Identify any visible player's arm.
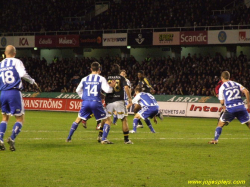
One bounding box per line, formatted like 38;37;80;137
241;86;250;110
124;85;132;103
101;77;114;93
144;78;154;93
76;78;84;98
16;60;35;84
218;86;226;110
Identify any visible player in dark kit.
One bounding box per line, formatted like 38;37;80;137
98;64;133;144
135;71;163;128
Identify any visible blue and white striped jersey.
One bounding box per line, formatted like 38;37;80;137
0;58;35;91
218;81;245;112
124;78;131;101
132;92;158;107
76;74;113;102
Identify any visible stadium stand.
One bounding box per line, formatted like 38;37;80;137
0;0;247;33
5;53;246;96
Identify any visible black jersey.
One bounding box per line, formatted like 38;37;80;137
138;77;152;93
106;75;128;104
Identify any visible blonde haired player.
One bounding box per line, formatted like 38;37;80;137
0;45;40;151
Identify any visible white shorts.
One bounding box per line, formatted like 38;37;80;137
106;101;128;119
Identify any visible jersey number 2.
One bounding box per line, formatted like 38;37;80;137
0;70;15;84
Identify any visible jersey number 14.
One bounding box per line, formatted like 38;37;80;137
85;85;98;96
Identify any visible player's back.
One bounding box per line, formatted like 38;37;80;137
138;78;152;93
106;75;127;103
0;58;22;91
138;92;158;107
81;74;103;102
220;81;245;112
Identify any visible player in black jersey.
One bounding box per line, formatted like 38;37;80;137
135;70;163;128
98;64;133;144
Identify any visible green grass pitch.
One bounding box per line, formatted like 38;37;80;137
0;111;249;187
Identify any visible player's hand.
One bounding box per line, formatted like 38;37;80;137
247;103;250;110
126;103;132;109
34;82;41;92
109;80;116;88
153;117;158;124
128;98;132;104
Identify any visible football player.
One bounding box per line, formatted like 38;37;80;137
136;70;163;128
128;86;158;133
209;71;250;144
0;45;39;151
112;69;131;125
66;62;116;144
98;64;133;144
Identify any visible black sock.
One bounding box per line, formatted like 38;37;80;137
123;131;129;142
99;126;103;137
138;119;142;125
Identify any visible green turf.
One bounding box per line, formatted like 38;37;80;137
0;111;249;187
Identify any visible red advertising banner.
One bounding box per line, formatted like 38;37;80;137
23;98;67;111
35;36;57;48
23;98;82;112
180;31;208;45
56;35;79;47
65;99;82;112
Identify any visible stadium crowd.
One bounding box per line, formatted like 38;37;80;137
0;0;247;33
2;53;247;96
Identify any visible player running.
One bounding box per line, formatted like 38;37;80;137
209;71;250;144
66;62;115;144
0;45;39;151
128;86;158;133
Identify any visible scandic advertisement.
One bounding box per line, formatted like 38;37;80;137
35;36;57;48
180;31;208;45
153;32;180;45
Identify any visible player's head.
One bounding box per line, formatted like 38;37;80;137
138;70;144;80
221;71;230;81
91;61;101;72
111;64;120;75
5;45;16;58
135;86;142;94
120;69;127;77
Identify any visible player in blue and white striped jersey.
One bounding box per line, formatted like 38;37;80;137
128;86;158;133
209;71;250;144
0;45;39;151
66;62;116;144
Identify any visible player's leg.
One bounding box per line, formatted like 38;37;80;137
66;116;83;142
101;117;113;144
7;90;25;151
208;110;233;144
92;102;113;144
134;104;143;128
144;107;158;133
96;120;101;130
0;114;10;151
130;113;141;133
97;120;105;142
115;101;133;144
144;118;156;133
235;109;250;129
112;111;118;125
